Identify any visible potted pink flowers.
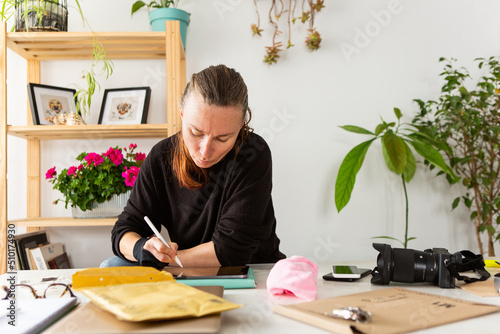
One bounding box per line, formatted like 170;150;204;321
46;143;146;217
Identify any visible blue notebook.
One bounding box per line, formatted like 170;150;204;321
175;268;256;289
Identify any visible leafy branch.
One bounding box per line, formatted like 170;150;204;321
412;57;500;256
335;108;456;248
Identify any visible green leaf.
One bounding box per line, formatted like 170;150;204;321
372;236;405;247
402;142;416;182
339;125;374;135
381;132;406;174
131;1;146;15
487;225;496;236
408;139;456;179
394;107;402;119
452;197;460;210
374;123;387;136
335;139;376;212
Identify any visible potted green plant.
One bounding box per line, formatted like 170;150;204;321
251;0;324;64
45;143;146;217
335;108;456;248
411;57;500;256
14;0;73;32
131;0;190;47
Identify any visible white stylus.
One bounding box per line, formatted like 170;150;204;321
144;216;184;268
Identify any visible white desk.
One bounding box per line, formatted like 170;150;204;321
1;262;500;334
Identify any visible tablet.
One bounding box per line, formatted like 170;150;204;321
164;265;249;279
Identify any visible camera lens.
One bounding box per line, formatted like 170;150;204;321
372;243;438;284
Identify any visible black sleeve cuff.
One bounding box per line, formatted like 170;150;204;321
132;237;167;270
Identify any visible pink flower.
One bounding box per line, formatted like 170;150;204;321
129;143;137;150
122;166;140;187
46;167;57;179
67;166;77;176
135;152;146;164
84;152;103;167
77;164;83;171
103;147;123;166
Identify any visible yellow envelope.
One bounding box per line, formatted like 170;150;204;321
72;266;174;290
80;281;242;321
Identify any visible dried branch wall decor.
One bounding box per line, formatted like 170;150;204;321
252;0;324;65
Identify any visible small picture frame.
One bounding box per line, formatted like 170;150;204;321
27;83;78;125
98;87;151;125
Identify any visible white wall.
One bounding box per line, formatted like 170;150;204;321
6;0;500;268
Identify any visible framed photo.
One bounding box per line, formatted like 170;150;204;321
98;87;151;125
27;83;78;125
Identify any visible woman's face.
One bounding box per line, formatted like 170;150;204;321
180;93;243;169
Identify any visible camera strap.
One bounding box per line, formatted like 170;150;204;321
445;250;490;283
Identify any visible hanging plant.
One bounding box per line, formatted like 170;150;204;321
0;0;114;119
252;0;324;65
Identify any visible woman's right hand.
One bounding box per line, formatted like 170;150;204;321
143;237;179;264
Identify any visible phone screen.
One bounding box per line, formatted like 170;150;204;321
323;268;372;282
332;265;361;278
164;266;249;279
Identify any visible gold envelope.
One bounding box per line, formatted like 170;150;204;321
44;286;226;334
274;287;500;334
80;281;241;321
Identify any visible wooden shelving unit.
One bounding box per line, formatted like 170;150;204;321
0;22;186;274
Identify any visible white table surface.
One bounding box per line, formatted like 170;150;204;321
1;261;499;334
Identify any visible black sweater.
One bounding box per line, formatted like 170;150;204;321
111;132;286;266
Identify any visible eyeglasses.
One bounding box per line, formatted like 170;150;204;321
1;283;76;300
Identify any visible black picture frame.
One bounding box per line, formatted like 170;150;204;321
27;83;78;125
98;87;151;125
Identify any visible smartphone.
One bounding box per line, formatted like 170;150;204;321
332;265;361;278
164;265;249;279
323;267;372;282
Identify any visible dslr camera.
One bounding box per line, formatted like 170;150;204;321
371;243;462;288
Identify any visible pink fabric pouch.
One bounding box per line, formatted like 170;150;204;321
266;256;319;300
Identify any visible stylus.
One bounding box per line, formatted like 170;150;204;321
144;216;184;268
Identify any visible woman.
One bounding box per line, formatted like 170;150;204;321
102;64;285;268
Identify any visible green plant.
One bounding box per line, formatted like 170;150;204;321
0;0;114;118
335;108;456;248
411;57;500;256
74;41;113;117
45;144;146;211
1;0;84;31
251;0;324;65
131;0;179;15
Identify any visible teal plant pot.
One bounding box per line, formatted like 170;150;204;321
149;8;190;48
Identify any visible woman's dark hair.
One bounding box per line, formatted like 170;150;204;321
172;65;253;189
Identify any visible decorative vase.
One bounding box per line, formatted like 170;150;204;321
149;8;190;48
15;0;68;32
71;190;131;219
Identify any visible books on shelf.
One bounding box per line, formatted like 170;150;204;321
30;243;65;270
14;230;48;270
13;231;71;270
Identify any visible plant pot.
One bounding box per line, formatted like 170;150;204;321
15;0;68;32
149;8;190;48
71;190;131;219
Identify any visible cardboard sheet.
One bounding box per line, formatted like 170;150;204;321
274;287;500;334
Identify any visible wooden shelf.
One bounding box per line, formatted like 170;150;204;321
6;31;185;60
10;217;116;227
0;21;186;274
7;124;169;140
